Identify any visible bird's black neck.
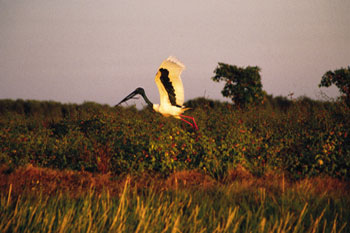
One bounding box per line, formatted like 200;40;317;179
140;91;153;108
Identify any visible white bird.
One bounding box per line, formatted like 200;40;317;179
116;56;198;130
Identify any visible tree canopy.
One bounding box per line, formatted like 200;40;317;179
319;66;350;106
212;63;264;108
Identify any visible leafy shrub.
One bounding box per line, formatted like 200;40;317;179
0;98;349;180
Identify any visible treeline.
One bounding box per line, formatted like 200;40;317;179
0;99;113;120
0;95;340;116
185;95;338;113
0;96;344;126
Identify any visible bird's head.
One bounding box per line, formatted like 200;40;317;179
135;87;145;95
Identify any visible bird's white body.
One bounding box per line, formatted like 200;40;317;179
153;103;187;119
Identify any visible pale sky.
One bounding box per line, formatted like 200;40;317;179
1;0;349;107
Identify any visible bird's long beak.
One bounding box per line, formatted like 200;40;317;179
115;89;139;106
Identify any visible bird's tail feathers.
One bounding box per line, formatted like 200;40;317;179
181;107;191;113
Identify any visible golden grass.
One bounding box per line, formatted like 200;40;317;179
1;165;349;233
1;164;349;199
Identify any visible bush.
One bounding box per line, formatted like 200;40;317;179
0;98;349;180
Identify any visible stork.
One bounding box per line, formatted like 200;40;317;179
116;56;198;130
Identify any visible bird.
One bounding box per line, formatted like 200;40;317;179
116;56;198;130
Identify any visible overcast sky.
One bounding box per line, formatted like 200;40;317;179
1;0;349;106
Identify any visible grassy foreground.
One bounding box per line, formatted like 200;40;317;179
1;165;350;233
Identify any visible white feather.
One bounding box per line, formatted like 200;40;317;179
166;56;186;70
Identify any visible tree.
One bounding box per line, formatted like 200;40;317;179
319;66;350;106
212;63;264;108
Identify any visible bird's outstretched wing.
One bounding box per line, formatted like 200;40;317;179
155;56;186;108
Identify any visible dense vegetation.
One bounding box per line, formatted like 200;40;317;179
1;97;349;180
1;98;350;232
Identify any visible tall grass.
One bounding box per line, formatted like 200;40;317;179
1;179;349;233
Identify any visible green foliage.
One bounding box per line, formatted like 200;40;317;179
212;63;264;108
319;66;350;106
0;98;349;179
